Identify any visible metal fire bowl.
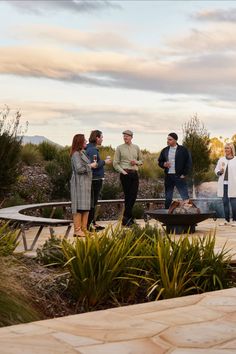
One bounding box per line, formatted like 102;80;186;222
144;209;217;226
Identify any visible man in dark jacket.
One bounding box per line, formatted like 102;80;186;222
86;130;111;230
158;132;192;209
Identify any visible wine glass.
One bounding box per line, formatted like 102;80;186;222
93;154;97;163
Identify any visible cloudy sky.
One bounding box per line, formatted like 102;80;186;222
1;0;236;151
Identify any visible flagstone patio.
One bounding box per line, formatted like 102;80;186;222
1;218;235;353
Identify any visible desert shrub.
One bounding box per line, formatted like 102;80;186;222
0;222;19;256
20;143;42;165
36;234;65;266
38;141;59;161
0;106;27;199
101;182;122;199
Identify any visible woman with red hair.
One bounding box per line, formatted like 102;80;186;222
70;134;97;236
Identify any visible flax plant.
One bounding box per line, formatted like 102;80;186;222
0;222;19;256
62;224;147;308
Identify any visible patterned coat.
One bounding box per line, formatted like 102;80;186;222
70;151;92;213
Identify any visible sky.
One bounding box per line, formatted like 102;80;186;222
1;0;236;152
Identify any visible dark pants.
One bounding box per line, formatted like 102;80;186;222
88;179;103;226
120;172;139;224
223;184;236;222
165;174;189;209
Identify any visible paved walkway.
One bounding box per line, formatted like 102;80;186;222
0;287;236;353
16;218;236;263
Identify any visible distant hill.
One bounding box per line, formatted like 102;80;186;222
21;135;62;147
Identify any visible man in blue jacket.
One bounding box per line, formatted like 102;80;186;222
158;132;192;209
86;130;111;230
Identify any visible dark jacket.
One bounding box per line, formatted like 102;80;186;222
86;143;105;179
158;145;192;176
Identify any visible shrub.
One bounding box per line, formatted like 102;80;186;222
62;225;147;308
101;182;122;199
0;222;19;256
0;257;41;327
38;141;59;161
20;143;42;165
132;203;145;219
36;234;65;266
45;148;71;199
0;106;27;199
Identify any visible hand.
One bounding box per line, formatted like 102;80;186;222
130;160;136;166
105;158;112;164
90;162;97;169
220;168;224;174
180;175;185;179
164;161;171;168
123;171;128;175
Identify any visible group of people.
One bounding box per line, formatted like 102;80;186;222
70;129;236;237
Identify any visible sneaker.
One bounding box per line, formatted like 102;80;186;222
231;221;236;227
218;221;230;226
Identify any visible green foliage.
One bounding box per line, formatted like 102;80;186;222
36;234;65;266
0;106;27;198
0;222;19;256
41;207;64;219
147;232;232;300
45;147;71;199
4;192;25;207
62;225;146;308
139;152;164;179
38;141;59;161
98;145;115;171
182;114;211;186
132;203;145;219
20;143;42;165
101;182;122;199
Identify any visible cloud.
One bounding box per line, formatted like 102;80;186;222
14;24;134;51
6;0;121;15
1;45;236;101
193;8;236;22
166;23;236;55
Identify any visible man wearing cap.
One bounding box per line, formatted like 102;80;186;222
158;132;192;209
113;130;143;226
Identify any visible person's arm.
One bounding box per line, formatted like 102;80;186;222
113;147;127;174
86;146;105;169
72;152;91;174
136;146;143;166
158;149;166;169
215;158;224;176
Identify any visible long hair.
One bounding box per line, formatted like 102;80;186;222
70;134;85;156
89;130;102;144
225;142;235;157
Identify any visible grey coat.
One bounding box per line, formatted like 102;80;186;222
70;151;92;213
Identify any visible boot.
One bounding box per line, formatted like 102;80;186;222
73;213;85;237
81;211;89;233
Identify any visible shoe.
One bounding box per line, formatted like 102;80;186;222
218;221;230;226
231;221;236;227
93;224;105;231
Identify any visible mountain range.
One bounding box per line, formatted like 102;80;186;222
21;135;60;146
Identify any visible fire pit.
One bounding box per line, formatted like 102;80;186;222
144;209;216;234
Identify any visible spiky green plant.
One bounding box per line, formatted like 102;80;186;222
62;224;147;308
0;222;19;256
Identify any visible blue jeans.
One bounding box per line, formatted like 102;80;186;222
223;184;236;222
165;174;189;209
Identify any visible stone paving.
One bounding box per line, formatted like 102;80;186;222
0;288;236;353
1;218;235;353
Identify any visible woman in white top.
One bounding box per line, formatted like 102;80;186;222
215;143;236;226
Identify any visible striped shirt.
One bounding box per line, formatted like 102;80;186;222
168;146;177;174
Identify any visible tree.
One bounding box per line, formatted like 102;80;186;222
209;137;224;163
182;114;211;195
0;106;27;200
